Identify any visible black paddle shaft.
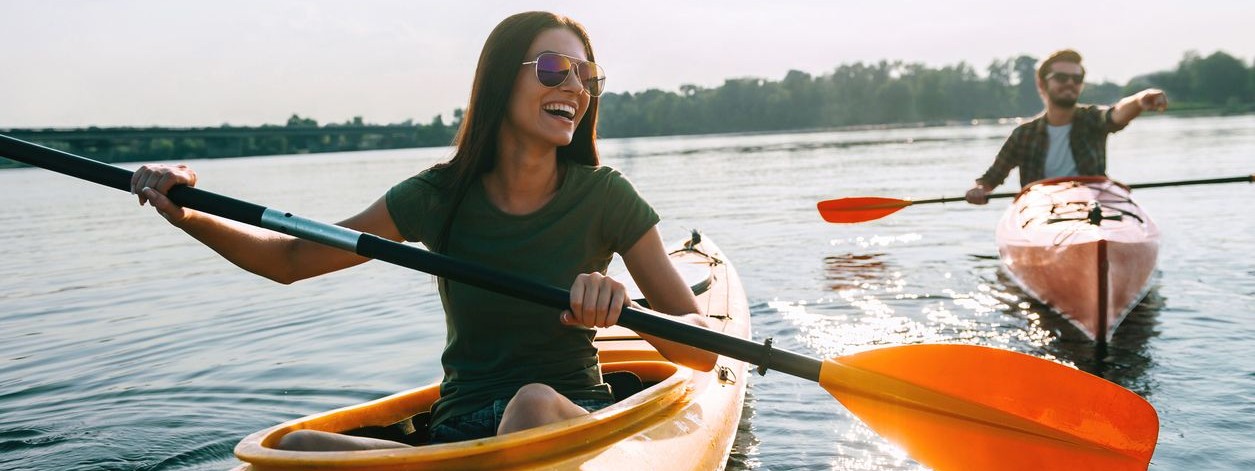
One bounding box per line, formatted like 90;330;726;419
1127;175;1254;189
910;174;1255;205
0;134;823;382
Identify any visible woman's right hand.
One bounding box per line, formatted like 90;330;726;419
130;164;198;224
562;272;629;329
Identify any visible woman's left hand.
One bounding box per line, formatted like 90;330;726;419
562;272;628;328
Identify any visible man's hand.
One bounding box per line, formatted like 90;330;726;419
965;184;992;205
1137;89;1168;112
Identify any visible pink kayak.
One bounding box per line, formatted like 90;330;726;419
995;176;1159;342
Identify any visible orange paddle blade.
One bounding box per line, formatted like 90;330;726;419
816;197;913;223
821;344;1157;471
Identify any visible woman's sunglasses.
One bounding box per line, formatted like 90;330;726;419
522;52;606;97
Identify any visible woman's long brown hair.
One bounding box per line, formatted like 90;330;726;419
433;11;600;254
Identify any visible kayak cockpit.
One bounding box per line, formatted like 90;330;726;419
234;361;691;470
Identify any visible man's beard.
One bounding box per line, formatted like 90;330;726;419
1048;91;1078;108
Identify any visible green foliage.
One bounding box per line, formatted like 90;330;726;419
598;50;1254;138
3;115;460;165
1130;50;1252;110
286;114;318;127
600;56;1040;137
1082;82;1123;105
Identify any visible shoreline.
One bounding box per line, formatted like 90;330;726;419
2;108;1250;169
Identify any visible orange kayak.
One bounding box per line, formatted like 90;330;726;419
233;232;750;470
995;177;1159;342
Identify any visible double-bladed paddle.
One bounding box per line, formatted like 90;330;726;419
1;134;1158;470
818;174;1254;223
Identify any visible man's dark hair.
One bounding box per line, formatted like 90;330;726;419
1037;49;1085;81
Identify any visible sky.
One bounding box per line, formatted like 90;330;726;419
2;0;1252;129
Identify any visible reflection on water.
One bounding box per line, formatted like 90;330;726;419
727;389;761;470
762;246;1164;470
628;136;996;159
823;253;893;292
1095;292;1163;396
991;269;1161;394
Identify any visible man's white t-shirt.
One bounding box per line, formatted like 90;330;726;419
1044;123;1078;178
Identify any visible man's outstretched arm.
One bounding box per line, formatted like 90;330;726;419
1111;88;1168;127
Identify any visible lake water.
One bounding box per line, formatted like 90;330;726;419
2;115;1253;470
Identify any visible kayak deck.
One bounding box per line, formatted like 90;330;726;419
995;177;1159;341
233;232;750;470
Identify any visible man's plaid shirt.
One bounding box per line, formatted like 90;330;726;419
977;104;1127;189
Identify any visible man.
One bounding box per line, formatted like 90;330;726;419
965;49;1168;204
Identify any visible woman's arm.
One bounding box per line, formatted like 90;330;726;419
616;227;718;371
133;164;405;284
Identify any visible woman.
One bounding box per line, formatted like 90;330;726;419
129;11;716;449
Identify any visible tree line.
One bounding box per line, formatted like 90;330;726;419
0;113;459;169
1;50;1250;168
597;50;1253;138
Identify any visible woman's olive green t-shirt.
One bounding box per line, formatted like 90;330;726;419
385;163;660;429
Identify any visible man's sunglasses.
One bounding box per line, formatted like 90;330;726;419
522;52;606;97
1046;72;1085;84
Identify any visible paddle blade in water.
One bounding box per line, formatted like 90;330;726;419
819;344;1157;471
816;197;912;223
